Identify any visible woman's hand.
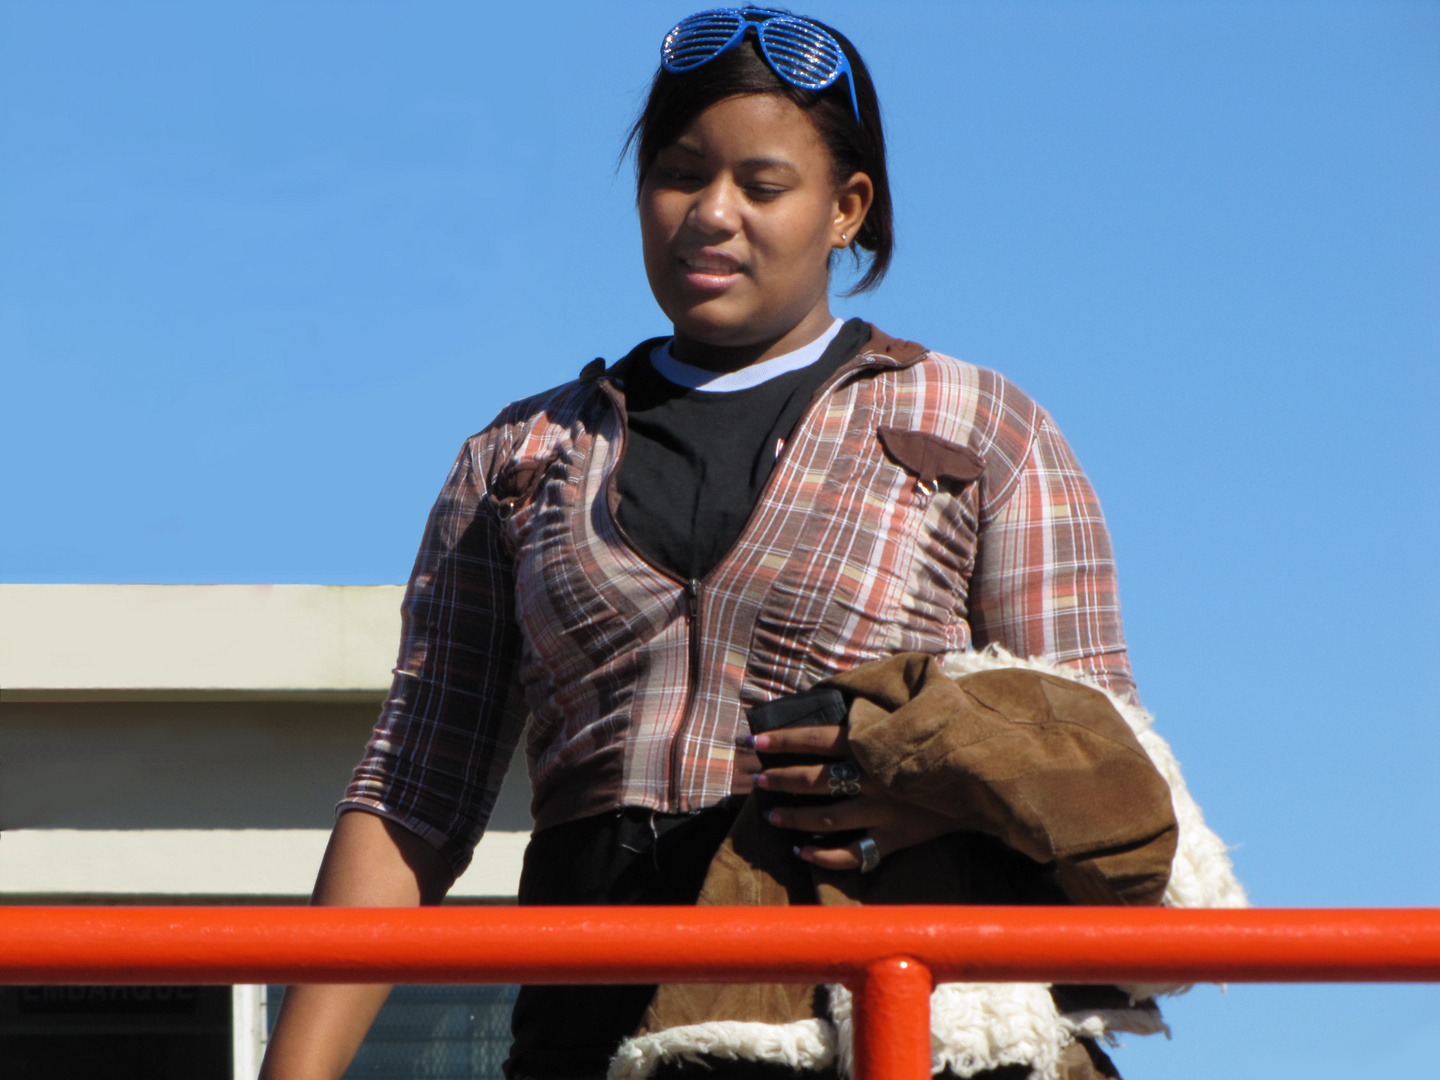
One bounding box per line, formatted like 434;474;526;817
743;726;959;872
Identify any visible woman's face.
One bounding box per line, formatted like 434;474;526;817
639;93;872;366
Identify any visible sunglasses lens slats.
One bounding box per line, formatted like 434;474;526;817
658;9;859;124
662;12;746;71
759;18;843;88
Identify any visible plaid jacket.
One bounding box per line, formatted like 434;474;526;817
342;327;1135;875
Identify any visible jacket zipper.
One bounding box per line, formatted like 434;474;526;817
594;378;704;799
684;576;703;739
595;343;925;802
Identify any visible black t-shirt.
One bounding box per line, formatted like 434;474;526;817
615;318;870;582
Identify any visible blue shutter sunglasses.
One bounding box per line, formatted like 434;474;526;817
661;7;862;126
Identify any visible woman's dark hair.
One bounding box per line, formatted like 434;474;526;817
626;19;893;294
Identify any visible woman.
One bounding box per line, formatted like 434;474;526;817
261;9;1239;1080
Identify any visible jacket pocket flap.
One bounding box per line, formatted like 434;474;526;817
491;454;558;517
877;426;984;485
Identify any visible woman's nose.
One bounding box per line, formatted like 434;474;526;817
687;179;741;237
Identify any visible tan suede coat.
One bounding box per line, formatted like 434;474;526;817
631;654;1179;1073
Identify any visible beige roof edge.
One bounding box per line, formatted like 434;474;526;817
0;584;404;693
0;688;387;704
0;828;526;899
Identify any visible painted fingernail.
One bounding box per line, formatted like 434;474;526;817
793;846;813;862
753;773;770;790
736;734;757;749
751;734;771;751
767;810;782;826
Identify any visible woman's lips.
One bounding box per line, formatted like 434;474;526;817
679;252;743;292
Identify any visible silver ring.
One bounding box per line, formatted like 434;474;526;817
857;836;882;874
827;760;862;797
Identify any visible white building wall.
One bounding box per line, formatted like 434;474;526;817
0;584;530;901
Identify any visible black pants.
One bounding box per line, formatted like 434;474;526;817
504;801;743;1080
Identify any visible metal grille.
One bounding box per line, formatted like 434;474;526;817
268;985;518;1080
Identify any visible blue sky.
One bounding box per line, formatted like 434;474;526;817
1;1;1436;1075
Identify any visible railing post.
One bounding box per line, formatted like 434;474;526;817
852;955;931;1080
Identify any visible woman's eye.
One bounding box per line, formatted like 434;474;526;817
746;185;786;201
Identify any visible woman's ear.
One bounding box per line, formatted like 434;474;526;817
832;171;874;249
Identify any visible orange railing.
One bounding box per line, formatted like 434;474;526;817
5;905;1440;1078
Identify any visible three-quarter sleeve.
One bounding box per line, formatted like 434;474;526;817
967;411;1138;703
340;437;526;877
